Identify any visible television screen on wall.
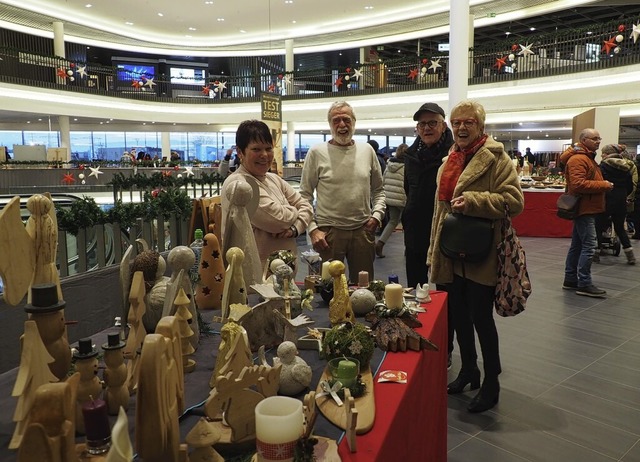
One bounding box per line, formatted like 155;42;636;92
170;67;206;85
116;63;155;82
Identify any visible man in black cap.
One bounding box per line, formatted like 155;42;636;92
402;102;455;368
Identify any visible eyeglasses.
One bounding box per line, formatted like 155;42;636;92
331;116;353;125
586;136;602;141
416;120;441;129
451;118;478;128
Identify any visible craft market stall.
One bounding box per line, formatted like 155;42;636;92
512;189;573;238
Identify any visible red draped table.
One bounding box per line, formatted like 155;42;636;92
338;291;448;462
512;190;573;238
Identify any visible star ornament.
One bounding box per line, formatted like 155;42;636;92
131;80;142;89
76;65;88;78
202;85;211;95
630;23;640;44
88;166;103;179
494;56;507;71
56;68;68;78
217;81;227;92
352;68;363;81
334;76;343;88
602;36;617;54
62;172;75;185
407;68;419;80
183;166;195;177
282;75;291;85
429;58;442;72
518;43;534;56
145;77;156;89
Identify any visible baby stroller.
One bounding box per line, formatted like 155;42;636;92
599;222;621;256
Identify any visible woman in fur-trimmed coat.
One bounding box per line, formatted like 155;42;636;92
427;100;523;414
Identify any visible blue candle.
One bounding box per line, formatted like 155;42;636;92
388;274;399;284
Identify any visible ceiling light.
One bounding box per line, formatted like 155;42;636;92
285;0;293;3
85;4;92;7
125;22;134;26
189;27;197;31
505;32;511;36
38;118;42;121
185;35;192;38
73;118;78;121
217;18;225;22
239;29;246;33
158;13;164;17
530;27;536;31
291;20;296;24
26;121;30;124
364;6;374;10
204;1;213;4
587;31;593;35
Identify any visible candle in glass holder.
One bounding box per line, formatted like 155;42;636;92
321;261;331;281
331;358;359;388
255;396;303;462
385;283;404;310
358;271;369;288
82;397;111;455
388;274;399;284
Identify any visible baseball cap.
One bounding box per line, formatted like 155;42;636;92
413;102;446;121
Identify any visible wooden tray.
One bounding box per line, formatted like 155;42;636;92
315;365;375;435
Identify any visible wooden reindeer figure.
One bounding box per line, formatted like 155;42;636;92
74;338;103;435
23;284;72;382
328;261;355;326
124;271;146;395
102;333;129;415
195;232;225;311
136;334;181;462
155;316;185;415
174;288;196;373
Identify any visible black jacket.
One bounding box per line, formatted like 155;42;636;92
600;157;633;214
402;129;454;254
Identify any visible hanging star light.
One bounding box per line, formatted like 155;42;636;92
76;65;88;78
352;68;363;81
630;23;640;44
145;77;156;89
183;166;195;177
282;75;291;85
56;68;68;79
217;81;227;92
494;56;507;71
407;68;419;80
518;43;534;56
131;80;142;89
88;166;103;179
62;172;75;185
602;36;617;54
429;58;442;72
202;85;211;95
334;76;344;88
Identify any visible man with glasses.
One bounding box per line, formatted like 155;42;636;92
402;102;454;368
300;101;385;284
559;128;614;297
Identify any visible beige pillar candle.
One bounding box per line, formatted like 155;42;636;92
358;271;369;288
255;396;303;462
385;283;404;310
321;261;331;281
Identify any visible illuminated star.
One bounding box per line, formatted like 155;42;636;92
602;36;617;54
282;75;291;85
56;68;68;78
62;172;75;185
88;167;103;179
494;56;507;71
352;68;363;81
407;68;419;80
76;65;87;78
217;81;227;92
202;85;211;95
183;166;195;177
630;23;640;44
335;76;343;88
428;58;442;72
518;43;534;56
144;77;156;89
131;80;142;89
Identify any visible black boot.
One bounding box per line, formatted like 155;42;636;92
467;378;500;413
447;367;480;395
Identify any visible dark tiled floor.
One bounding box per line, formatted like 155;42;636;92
370;231;640;462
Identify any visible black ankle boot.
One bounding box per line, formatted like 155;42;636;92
447;368;481;395
467;378;500;413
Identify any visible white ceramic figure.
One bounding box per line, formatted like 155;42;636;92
273;341;312;396
416;283;431;303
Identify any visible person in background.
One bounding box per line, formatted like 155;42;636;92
594;144;636;265
428;100;524;413
402;102;455;369
218;147;234;177
375;143;407;258
631;153;640;240
170;151;180;161
121;150;133;162
525;147;535;166
367;139;387;174
130;148;137;161
300;101;385;284
221;120;313;269
143;152;152;161
559;128;613;297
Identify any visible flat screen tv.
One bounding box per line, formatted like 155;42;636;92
170;67;206;85
116;63;156;82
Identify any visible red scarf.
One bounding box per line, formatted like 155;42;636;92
438;134;488;202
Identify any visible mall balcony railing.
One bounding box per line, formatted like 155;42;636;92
0;16;638;105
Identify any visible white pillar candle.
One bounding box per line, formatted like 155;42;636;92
358;271;369;288
321;261;331;281
385;283;404;311
255;396;303;462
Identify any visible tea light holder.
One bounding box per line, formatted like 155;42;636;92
82;397;111;455
255;396;303;462
328;357;360;388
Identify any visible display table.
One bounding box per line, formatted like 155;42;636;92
0;291;448;462
512;189;573;238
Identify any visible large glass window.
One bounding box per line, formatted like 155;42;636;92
23;131;59;149
0;131;24;157
298;134;326;160
70;132;94;160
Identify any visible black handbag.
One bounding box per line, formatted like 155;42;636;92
439;213;495;263
556;193;580;220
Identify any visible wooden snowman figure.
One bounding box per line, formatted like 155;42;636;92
74;337;103;434
23;283;72;381
102;332;129;415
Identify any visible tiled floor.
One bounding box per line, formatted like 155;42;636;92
372;230;640;462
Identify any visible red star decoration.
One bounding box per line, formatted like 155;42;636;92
335;76;343;88
494;56;508;71
151;188;160;197
162;171;172;177
56;68;67;78
602;36;617;54
511;44;519;51
618;24;626;33
268;83;276;92
346;67;351;73
422;58;428;65
78;165;85;170
62;173;75;185
202;85;210;95
407;68;419;80
131;80;142;89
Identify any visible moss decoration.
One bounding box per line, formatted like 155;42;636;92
321;322;375;368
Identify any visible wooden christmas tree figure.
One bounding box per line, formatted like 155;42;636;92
124;270;146;395
155;316;185;415
195;232;225;311
102;333;129;415
210;320;252;388
10;320;59;450
329;261;355;325
23;283;72;381
220;247;248;321
185;417;224;462
73;337;103;435
174;287;196;373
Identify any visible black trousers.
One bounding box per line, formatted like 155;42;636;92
448;274;501;379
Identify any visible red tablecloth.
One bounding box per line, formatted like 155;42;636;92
512;190;573;238
338;291;448;462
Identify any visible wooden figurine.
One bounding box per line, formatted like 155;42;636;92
185;418;224;462
162;246;200;349
105;407;133;462
23;283;72;382
102;333;129;415
273;341;312;396
174;288;196;373
17;373;81;462
74;338;103;435
155;316;185;415
10;320;59;450
220;247;248;321
210;320;252;388
136;334;180;462
129;250;170;333
328;261;355;325
195;232;225;311
124;271;146;395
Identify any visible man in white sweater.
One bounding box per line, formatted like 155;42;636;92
300;101;386;284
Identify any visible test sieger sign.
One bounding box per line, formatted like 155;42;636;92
261;93;283;175
261;93;282;121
